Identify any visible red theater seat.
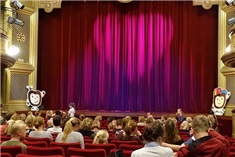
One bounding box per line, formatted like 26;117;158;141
50;142;81;157
85;143;116;155
26;146;65;156
111;140;138;148
1;146;23;157
67;147;106;157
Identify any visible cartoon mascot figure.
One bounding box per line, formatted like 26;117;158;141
212;87;231;116
26;86;46;111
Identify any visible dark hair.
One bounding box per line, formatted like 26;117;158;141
55;110;62;116
143;121;164;142
53;116;61;127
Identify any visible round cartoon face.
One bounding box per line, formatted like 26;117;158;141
214;94;226;108
28;91;42;107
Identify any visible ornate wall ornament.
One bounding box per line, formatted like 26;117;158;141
38;0;62;13
193;0;221;9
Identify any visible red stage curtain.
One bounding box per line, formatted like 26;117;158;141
38;1;218;113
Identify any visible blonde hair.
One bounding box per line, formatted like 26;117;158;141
25;114;35;127
33;116;44;129
80;118;93;130
4;119;15;135
124;120;137;137
10;120;26;137
180;121;190;130
93;130;109;144
62;117;80;142
138;116;145;123
192;115;209;133
92;120;100;129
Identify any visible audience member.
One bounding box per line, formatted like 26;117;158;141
29;116;53;141
55;117;84;149
164;119;184;145
0;115;7;135
47;115;62;134
19;113;26;121
175;108;185;123
79;113;86;121
93;129;109;144
177;115;229;157
78;117;94;138
115;119;124;139
25;114;35;134
120;119;142;144
1;120;27;153
131;121;173;157
137;116;146;126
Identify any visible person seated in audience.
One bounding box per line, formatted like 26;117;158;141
185;117;192;128
131;121;174;157
160;114;168;124
47;115;62;134
55;117;84;149
25;114;35;134
108;119;117;133
4;119;15;136
92;119;101;133
145;116;155;126
114;119;124;139
78;117;94;138
207;114;219;132
177;115;230;157
0;115;8;135
29;116;53;141
5;112;14;123
94;115;103;121
10;112;21;121
79;113;86;121
137;116;146;126
179;121;190;132
118;119;142;144
175;108;185;123
34;111;41;117
164;119;184;145
93;129;109;144
19;113;26;121
146;112;152;118
1;120;27;153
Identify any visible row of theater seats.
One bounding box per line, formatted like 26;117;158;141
1;138;143;157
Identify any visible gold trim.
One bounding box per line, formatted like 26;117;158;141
221;66;235;76
193;0;221;10
8;62;35;73
38;0;62;13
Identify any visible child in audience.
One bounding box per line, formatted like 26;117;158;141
78;117;94;138
68;102;76;117
122;120;142;144
131;121;173;157
25;114;35;134
56;117;84;149
1;120;27;153
175;108;185;123
0;115;7;135
93;130;109;144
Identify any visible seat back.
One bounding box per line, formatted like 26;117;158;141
84;139;93;143
119;144;143;151
25;137;51;146
22;141;48;147
16;154;63;157
50;142;81;157
67;147;106;157
110;149;133;157
1;145;23;157
110;140;138;148
85;143;116;155
0;136;11;142
26;146;65;156
0;153;12;157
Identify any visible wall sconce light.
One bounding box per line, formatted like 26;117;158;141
8;16;24;26
10;0;24;10
7;45;19;56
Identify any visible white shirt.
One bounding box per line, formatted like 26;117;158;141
131;142;173;157
68;107;75;117
47;126;62;134
55;131;84;149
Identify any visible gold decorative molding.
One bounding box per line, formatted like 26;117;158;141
221;65;235;76
8;62;35;73
193;0;221;9
38;0;62;13
117;0;132;3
